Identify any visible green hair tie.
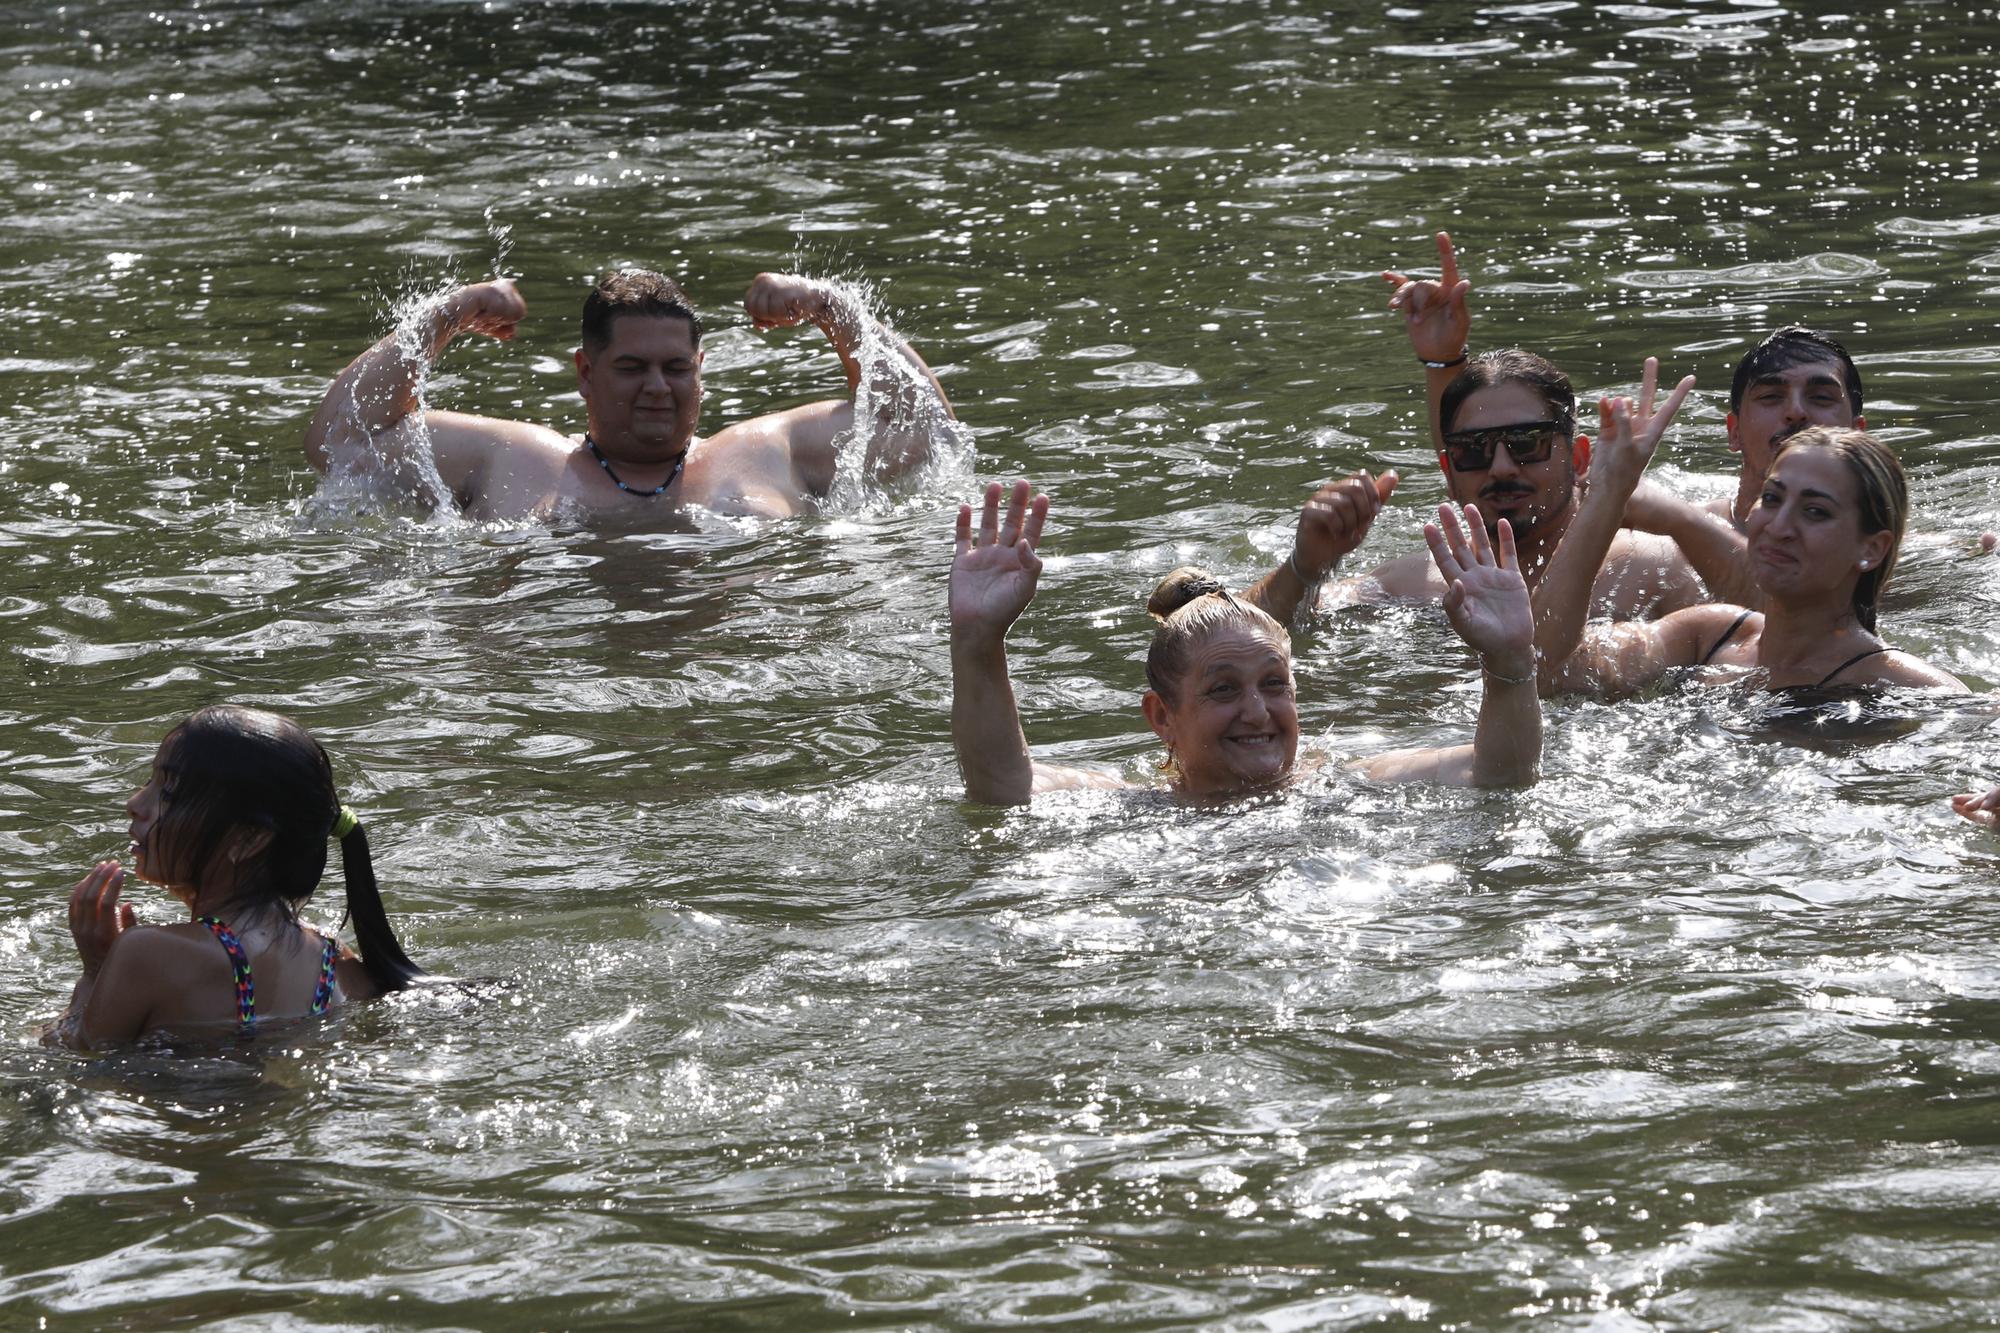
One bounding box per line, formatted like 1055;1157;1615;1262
331;806;359;840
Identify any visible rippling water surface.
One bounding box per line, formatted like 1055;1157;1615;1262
7;1;2000;1325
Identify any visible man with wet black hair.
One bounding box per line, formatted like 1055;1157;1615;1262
1615;324;1868;604
303;268;954;524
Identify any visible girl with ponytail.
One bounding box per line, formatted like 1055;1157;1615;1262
56;705;422;1048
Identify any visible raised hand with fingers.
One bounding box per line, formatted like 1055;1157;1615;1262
951;480;1050;642
68;860;135;977
1383;231;1472;366
1294;470;1400;582
1592;356;1698;496
1425;503;1534;678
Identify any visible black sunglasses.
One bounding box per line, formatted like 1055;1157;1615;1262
1441;419;1571;472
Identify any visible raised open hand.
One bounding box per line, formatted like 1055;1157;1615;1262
1293;470;1399;580
951;480;1050;641
1425;503;1533;676
68;860;135;977
744;272;836;331
441;278;526;342
1593;357;1697;495
1382;231;1472;365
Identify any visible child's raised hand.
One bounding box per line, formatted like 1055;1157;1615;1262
68;860;134;976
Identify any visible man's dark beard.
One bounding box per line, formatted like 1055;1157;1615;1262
1476;478;1572;541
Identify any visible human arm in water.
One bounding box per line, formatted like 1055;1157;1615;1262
301;278;558;504
1357;504;1542;787
742;273;957;496
1530;359;1700;695
1383;230;1474;457
1624;481;1761;607
1952;784;2000;828
1244;470;1399;625
950;481;1124;805
1240;233;1463;622
53;860;153;1048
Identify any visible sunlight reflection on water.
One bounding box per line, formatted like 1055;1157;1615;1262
4;0;2000;1325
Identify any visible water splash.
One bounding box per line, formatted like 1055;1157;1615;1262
484;202;516;279
306;271;466;526
810;274;975;514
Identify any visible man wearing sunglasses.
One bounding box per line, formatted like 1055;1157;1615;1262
1249;256;1700;624
1253;233;1896;624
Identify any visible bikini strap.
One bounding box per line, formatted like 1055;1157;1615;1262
1699;609;1756;666
1818;645;1891;688
310;931;339;1016
197;915;256;1025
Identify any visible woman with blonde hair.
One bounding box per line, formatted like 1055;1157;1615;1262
1531;360;1966;697
947;479;1543;805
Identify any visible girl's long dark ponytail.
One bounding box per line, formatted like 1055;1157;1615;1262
336;819;423;993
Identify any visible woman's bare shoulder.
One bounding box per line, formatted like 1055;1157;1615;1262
1854;650;1968;692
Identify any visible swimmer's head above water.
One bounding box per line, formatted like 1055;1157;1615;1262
1753;426;1905;632
55;706;424;1049
1436;349;1584;544
1140;568;1299;798
580;268;705;355
1728;327;1865;485
134;708;418;992
575;268;709;468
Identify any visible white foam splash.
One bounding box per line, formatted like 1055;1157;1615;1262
816;275;975;514
308;273;464;526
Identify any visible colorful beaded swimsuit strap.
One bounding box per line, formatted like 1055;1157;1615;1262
197;916;256;1024
310;932;338;1015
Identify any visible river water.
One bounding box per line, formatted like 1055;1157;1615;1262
5;1;2000;1326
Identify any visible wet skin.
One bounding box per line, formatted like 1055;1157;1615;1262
1745;446;1891;603
1440;381;1580;543
1726;359;1861;519
574;313;705;478
1142;625;1301;799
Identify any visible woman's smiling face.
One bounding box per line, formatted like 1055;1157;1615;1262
1746;445;1892;602
1145;623;1299;798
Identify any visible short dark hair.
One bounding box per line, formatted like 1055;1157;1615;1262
153;706;422;994
580;268;703;356
1729;326;1863;417
1439;349;1575;437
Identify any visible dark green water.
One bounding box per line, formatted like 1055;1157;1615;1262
6;1;2000;1326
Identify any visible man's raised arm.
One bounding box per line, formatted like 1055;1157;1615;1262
302;279;529;484
744;273;957;494
1624;481;1761;607
1383;231;1474;456
1244;470;1399;625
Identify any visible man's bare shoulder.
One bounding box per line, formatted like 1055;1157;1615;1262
707;401;848;484
422;410;577;520
688;404;848;515
1335;549;1443;603
1606;526;1687;566
425;409;574;461
1599;528;1705;618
